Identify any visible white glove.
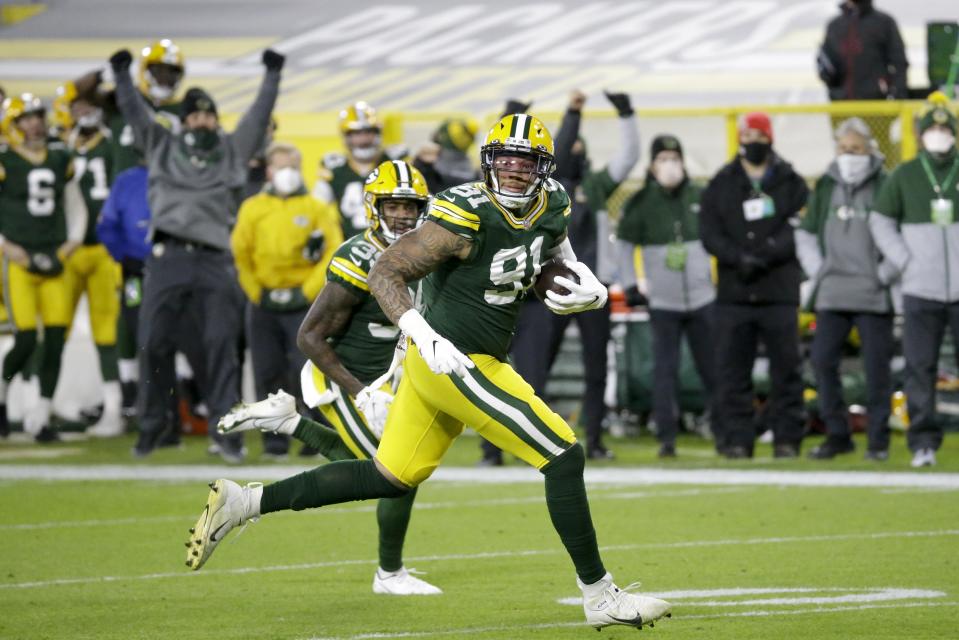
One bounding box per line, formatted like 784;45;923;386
355;387;393;439
544;260;609;315
398;309;474;377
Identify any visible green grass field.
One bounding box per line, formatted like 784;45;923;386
1;431;958;640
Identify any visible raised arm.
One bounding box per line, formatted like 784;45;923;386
231;50;284;163
368;220;472;325
552;91;584;182
603;91;639;183
108;50;166;150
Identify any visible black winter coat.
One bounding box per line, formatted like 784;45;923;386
699;155;809;305
820;0;908;100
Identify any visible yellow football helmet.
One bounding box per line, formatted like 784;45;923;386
340;101;382;161
480;113;555;209
51;82;78;135
364;160;430;244
138;39;185;103
1;93;45;147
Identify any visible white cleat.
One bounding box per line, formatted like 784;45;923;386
910;448;937;468
87;382;124;438
217;391;299;435
579;573;672;630
372;567;443;595
185;479;262;571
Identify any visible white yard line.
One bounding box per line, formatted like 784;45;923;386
2;528;957;591
0;487;742;531
298;602;959;640
2;464;959;488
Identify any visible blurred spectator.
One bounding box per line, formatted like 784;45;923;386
700;112;809;459
231;142;342;458
617;135;717;458
868;93;959;468
485;89;638;464
413;118;480;193
109;47;284;461
796;118;893;461
817;1;908;100
97;162;150;417
314;101;407;238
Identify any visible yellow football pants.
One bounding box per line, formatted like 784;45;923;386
305;363;390;460
64;244;120;345
2;258;72;330
377;344;577;487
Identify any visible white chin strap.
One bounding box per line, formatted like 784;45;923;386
491;191;534;209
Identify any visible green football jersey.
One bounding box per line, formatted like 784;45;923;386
108;95;181;179
0;142;73;252
69;130;113;245
317;148;405;239
326;229;417;385
424;180;571;361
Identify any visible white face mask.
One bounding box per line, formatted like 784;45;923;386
922;129;956;155
836;153;871;184
271;167;303;195
77;108;103;130
653;158;684;189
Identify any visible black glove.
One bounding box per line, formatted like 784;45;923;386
623;285;648;308
501;99;532;117
302;230;325;263
109;49;133;73
262;49;285;71
737;253;769;282
604;90;634;117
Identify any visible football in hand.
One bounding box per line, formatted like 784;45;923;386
532;259;579;300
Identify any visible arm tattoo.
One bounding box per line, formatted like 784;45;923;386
296;282;366;396
369;220;472;324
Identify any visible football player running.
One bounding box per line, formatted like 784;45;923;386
0;94;88;441
193;160;441;596
55;82;125;437
313;102;407;238
187;115;672;630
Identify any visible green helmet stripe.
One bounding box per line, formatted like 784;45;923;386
508;115;520;138
521;115;532;139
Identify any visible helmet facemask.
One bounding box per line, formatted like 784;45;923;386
346;128;382;163
145;63;183;102
481;147;553;210
372;196;428;244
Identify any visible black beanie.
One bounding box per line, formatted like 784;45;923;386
650;135;683;160
182;87;218;118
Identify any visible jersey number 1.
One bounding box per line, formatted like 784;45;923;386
485;236;544;305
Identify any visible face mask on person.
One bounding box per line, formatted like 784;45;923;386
182;127;219;151
922;129;957;155
77;108;103;130
836;153;871;184
271;167;303;195
740;141;771;165
148;83;174;102
653;158;684;189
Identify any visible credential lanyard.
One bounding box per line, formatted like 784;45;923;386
919;154;959;198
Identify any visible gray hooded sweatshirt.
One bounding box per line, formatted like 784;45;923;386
115;67;280;251
795;154;892;313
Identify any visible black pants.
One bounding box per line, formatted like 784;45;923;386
246;303;309;454
714;303;804;450
482;297;611;458
810;310;893;451
902;295;959;452
649;303;717;445
137;243;244;451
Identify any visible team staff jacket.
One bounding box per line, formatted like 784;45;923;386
424;180;571;361
231;187;343;304
699;154;808;306
618;179;715;312
114;64;279;251
868;148;959;303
